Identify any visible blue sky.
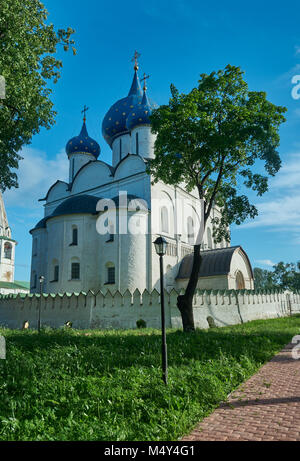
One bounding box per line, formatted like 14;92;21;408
3;0;300;281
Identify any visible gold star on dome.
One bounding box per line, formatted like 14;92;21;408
122;112;126;116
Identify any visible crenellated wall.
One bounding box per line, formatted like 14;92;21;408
0;289;299;331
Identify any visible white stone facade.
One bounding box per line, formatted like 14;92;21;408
0;289;298;330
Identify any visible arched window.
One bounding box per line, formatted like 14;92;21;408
4;242;12;259
160;206;169;234
119;138;122;161
71;262;80;280
187;217;194;245
106;222;114;242
136;132;139;155
105;262;115;284
71;226;78;246
51;260;59;282
207;228;213;250
235;271;245;290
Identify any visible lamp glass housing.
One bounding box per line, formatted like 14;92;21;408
154;236;168;256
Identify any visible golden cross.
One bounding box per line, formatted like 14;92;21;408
81;105;89;122
131;50;141;71
141;73;150;91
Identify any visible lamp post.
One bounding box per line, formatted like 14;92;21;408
38;276;45;333
153;236;168;385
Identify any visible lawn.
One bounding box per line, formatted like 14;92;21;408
0;315;299;441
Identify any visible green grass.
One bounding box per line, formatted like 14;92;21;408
0;315;299;441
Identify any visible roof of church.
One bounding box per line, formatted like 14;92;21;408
102;69;157;147
31;195;101;231
66;121;100;159
176;246;253;279
31;193;148;232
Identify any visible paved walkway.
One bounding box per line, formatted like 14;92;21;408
182;343;300;441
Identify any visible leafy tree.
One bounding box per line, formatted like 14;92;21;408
254;262;300;292
273;261;300;291
0;0;75;191
148;65;287;332
253;267;276;290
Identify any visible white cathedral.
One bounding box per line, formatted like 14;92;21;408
29;58;254;295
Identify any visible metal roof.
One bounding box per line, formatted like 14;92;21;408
176;246;253;279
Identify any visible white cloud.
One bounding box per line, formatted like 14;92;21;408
3;147;68;209
239;153;300;234
254;259;276;268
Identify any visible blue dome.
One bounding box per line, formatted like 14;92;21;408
66;122;100;159
126;90;156;131
102;71;144;147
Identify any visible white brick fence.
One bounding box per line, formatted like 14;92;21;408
0;289;299;330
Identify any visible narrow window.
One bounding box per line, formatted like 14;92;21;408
160;207;169;234
119;138;122;161
54;265;59;282
107;266;115;284
136;132;139;155
106;223;114;242
71;262;80;280
71;227;78;246
31;272;37;289
4;242;12;259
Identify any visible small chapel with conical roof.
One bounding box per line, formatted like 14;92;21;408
30;54;254;295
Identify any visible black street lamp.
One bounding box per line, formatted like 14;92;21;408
38;275;45;333
153;236;168;385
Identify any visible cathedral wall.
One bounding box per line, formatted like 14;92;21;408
112;134;131;166
130;126;156;159
69;153;96;182
0;289;299;330
71;162;113;194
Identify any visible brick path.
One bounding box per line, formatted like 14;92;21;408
182;343;300;441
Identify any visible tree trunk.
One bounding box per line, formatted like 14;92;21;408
177;244;202;332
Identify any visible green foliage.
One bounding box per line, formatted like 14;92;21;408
254;267;277;291
0;316;299;441
0;0;75;191
148;65;287;241
254;262;300;291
